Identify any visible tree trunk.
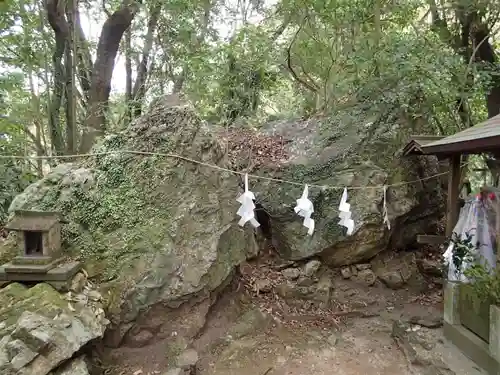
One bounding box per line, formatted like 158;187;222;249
73;6;92;102
131;0;161;118
79;0;141;153
64;0;77;154
471;23;500;118
125;27;132;123
45;0;68;154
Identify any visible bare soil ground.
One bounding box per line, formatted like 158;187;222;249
104;255;484;375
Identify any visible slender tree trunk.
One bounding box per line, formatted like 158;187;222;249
131;0;161;117
79;0;141;153
64;0;77;154
73;7;92;102
125;27;132;124
46;0;68;154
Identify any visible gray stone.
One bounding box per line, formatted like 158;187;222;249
163;369;182;375
304;260;321;277
254;278;272;293
126;330;154;348
7;98;256;325
340;267;352;279
378;271;405;289
391;320;454;374
355;263;371;271
176;349;198;369
327;333;340;346
356;269;376;286
408;315;443;329
0;283;108;375
282;268;301;280
85;290;102;302
5;340;37;369
245;115;444;265
350;266;358;277
53;356;90;375
296;276;314;287
70;273;87;293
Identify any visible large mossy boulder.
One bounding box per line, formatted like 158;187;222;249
231;110;444;265
0;283;107;375
6;97;256;326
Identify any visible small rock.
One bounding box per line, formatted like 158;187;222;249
127;330;154;348
254;279;272;293
357;269;376;286
176;349;198;369
304;260;321;277
86;290;102;302
273;261;296;270
340;267;352;279
355;263;371;271
350;266;358;277
6;339;37;370
378;271;405;289
408;315;443;329
327;333;340;346
417;258;443;277
54;356;91;375
163;369;182;375
282;268;301;280
70;273;87;293
297;276;314;287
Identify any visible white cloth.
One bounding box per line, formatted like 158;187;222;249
444;198;495;282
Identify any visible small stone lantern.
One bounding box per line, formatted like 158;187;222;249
0;210;81;291
5;210;62;263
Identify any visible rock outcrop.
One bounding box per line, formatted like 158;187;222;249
5;97;256;349
228;112;444;265
0;282;107;374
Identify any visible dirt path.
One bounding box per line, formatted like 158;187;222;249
104;258;484;375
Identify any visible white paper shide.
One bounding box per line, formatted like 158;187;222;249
382;185;390;230
294;184;315;235
338;188;354;235
236;174;260;228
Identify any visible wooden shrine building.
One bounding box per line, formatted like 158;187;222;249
402;114;500;245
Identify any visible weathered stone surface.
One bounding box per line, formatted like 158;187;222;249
355;269;376;286
373;252;423;290
70;273;87;294
6;97;256;329
340;267;352;279
0;283;107;375
303;260;321;277
391;320;455;375
246;114;444;265
276;274;332;304
417;258;443;277
378;270;405;289
226;308;272;341
282;268;301;280
176;348;198;369
53;356;90;375
254;278;272;293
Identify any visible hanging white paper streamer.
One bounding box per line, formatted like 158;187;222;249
338;188;354;235
294;184;315;235
382;185;390;230
236;174;260;228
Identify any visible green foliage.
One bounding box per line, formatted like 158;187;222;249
449;232;476;278
450;233;500;306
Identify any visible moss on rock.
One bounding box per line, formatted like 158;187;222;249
251;108;444;265
7;98;254;323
